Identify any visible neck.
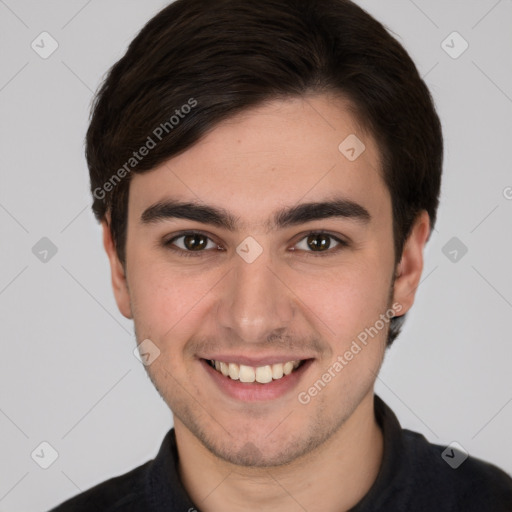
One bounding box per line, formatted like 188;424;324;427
175;390;383;512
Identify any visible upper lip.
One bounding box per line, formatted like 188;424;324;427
199;354;314;366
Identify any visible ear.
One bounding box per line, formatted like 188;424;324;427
392;210;431;315
101;217;133;319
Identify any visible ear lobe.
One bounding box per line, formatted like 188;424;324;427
101;218;133;319
392;211;431;315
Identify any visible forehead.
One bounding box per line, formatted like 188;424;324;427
128;94;390;229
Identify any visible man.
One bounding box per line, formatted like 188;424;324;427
50;0;512;510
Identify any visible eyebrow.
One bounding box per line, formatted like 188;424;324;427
140;196;371;232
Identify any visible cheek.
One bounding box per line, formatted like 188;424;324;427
128;258;208;340
292;259;392;338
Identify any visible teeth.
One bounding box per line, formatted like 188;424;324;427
271;363;284;380
228;363;240;380
209;359;303;383
283;361;294;375
239;365;255;383
256;365;273;383
220;361;229;377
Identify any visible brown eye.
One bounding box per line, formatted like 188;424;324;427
306;233;332;251
164;231;220;257
294;232;348;257
181;233;208;251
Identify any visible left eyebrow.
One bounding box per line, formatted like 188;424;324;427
140;196;371;232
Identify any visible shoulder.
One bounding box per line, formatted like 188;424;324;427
402;429;512;510
48;460;151;511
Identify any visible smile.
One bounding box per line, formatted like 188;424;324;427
200;356;314;401
208;359;303;384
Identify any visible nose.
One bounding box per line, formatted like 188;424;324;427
215;246;295;344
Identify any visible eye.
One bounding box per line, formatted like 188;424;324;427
164;231;222;257
293;231;348;257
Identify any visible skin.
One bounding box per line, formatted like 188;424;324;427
102;94;430;511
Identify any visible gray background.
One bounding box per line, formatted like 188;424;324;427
0;0;511;510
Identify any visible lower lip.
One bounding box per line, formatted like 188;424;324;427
200;359;314;402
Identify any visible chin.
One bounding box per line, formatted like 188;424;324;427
190;414;337;468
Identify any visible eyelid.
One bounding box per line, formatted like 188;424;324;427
163;230;349;257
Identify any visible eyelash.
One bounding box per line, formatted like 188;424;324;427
162;230;348;258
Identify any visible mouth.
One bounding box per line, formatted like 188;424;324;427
206;359;305;383
200;357;314;402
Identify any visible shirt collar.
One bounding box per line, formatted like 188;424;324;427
350;394;411;510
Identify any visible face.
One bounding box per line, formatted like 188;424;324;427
104;94;427;467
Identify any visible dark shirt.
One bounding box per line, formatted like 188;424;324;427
49;395;512;511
